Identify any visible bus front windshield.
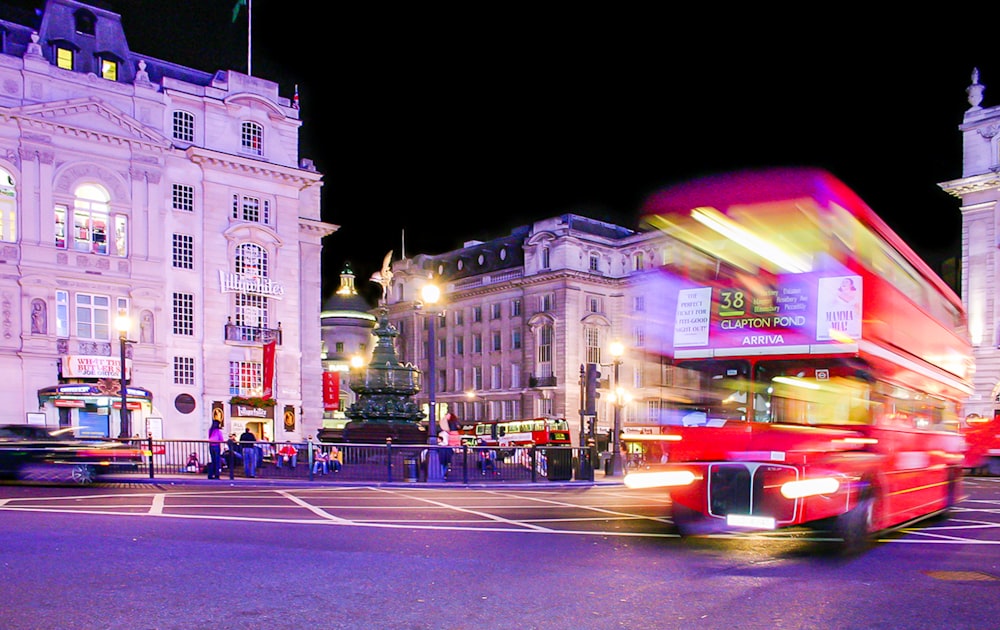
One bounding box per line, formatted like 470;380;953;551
753;359;872;426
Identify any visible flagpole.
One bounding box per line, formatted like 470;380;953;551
247;0;252;76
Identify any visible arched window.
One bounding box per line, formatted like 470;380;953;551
56;183;120;255
0;166;16;243
241;121;263;156
235;243;268;277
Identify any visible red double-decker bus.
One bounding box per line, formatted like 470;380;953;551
623;167;974;551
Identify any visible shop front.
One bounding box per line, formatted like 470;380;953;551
37;354;152;438
37;383;152;438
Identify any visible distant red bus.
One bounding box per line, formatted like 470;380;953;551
624;168;974;551
468;417;571;448
959;413;1000;475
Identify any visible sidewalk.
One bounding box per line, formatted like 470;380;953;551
101;469;623;489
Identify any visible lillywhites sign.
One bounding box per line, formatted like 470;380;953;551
62;356;129;379
219;271;285;299
231;404;274;419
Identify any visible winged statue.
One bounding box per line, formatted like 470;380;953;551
369;250;393;304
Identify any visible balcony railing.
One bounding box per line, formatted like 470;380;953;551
224;323;282;345
529;375;557;388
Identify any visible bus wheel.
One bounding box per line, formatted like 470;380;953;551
835;480;875;554
70;464;96;485
671;502;701;537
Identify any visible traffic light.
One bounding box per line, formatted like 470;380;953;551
584;362;601;415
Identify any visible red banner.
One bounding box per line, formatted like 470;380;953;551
323;371;339;411
262;340;276;399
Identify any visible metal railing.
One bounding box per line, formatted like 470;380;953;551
115;438;600;484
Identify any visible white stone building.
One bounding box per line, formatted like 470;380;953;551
384;214;678;448
0;0;335;440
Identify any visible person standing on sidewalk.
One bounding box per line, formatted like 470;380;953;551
239;427;258;478
207;419;224;479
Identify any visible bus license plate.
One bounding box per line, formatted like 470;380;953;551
726;514;777;529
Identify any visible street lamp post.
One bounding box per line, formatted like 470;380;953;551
116;316;133;439
608;341;625;477
421;282;443;481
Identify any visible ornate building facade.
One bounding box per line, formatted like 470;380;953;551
941;68;1000;418
0;0;335;439
383;214;680;447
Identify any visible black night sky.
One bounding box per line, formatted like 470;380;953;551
8;1;999;304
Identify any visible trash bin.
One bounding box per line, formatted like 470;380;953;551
547;448;573;481
403;456;418;482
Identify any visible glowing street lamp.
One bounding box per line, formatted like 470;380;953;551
608;340;625;477
116;315;134;439
420;282;444;481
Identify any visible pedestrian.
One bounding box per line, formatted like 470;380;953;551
312;448;329;475
239;427;258;478
224;433;241;478
329;445;343;473
207;419;224;479
437;430;452;479
277;442;298;467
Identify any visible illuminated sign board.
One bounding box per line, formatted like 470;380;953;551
62;356;130;379
670;273;862;357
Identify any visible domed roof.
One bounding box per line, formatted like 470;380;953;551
321;262;376;323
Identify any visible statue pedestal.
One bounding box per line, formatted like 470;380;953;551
341;421;426;444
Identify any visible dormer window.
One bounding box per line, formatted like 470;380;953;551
55;46;73;70
74;9;96;36
99;56;117;81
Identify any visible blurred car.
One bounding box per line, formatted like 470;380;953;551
0;424;142;484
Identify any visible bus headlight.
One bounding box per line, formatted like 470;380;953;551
780;477;840;499
624;470;696;489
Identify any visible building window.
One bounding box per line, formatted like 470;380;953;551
510;299;521;317
172;292;194;335
491;365;502;389
472;306;482;323
585;325;601;364
633;252;644;271
229;360;262;397
587;296;603;313
99;57;117;81
541;247;550;269
537;324;553;377
453;310;464;326
56;46;73;70
454;337;464;355
540;294;553;312
232;193;270;224
472;334;482;353
492;331;502;352
633;326;645;348
490;400;503;420
172;184;194;212
454;368;464;391
504;400;518;419
0;167;16;243
633;295;645;312
511;330;521;350
438;338;447;358
172;111;195;143
172;234;194;269
589;254;600;272
173;356;195;385
241;121;263;156
335;341;344;353
235;243;267;277
55;290;69;337
473;366;483;390
74;9;95;35
510;364;520;388
56;184;120;255
490;303;502;320
75;293;110;340
235;293;268;330
538;398;553;417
